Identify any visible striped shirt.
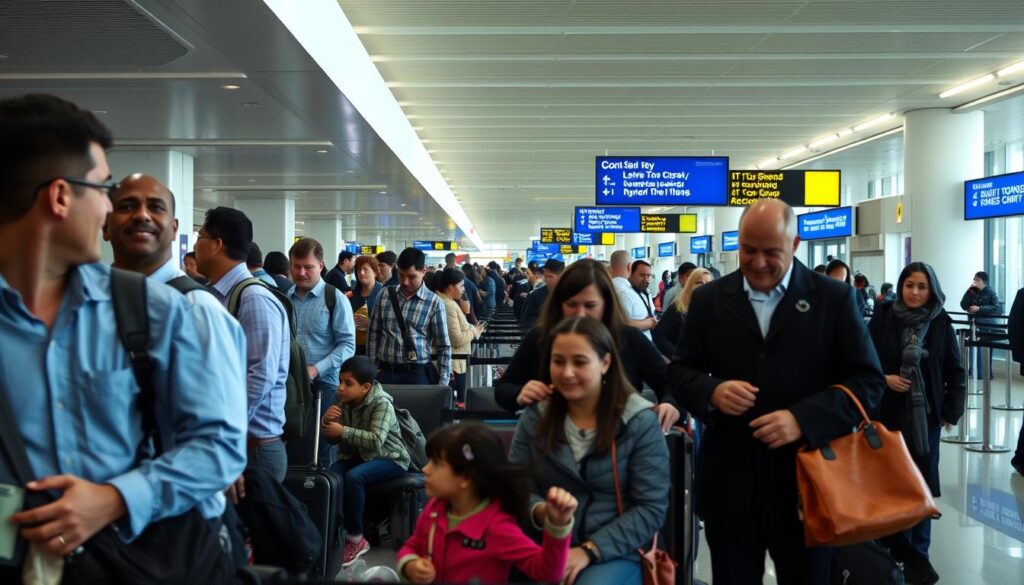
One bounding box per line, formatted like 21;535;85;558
367;283;452;382
289;278;356;386
210;262;290;439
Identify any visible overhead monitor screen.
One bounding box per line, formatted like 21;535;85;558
797;207;854;241
964;171;1024;220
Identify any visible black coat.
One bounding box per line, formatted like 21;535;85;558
1008;288;1024;374
867;302;965;495
518;285;547;329
652;303;686;359
494;325;672;414
669;261;885;520
960;286;1003;328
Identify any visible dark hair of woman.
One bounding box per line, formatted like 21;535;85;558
825;259;853;285
536;316;634;457
436;267;465;292
536;258;627;341
425;423;532;527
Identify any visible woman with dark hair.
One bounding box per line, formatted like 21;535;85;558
263;250;294;293
867;262;964;558
436;268;484;403
826;259;868;315
349;255;383;355
510;317;669;585
655;269;671;311
494;259;680;430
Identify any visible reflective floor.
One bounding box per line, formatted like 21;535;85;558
354;376;1024;584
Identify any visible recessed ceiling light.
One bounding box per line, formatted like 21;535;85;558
241;102;261;107
400;203;407;207
999;80;1014;86
316;149;329;154
220;84;241;90
346;170;354;174
247;179;256;183
779;146;808;160
91;109;108;115
379;190;387;194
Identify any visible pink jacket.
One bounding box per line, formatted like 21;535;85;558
397;498;570;584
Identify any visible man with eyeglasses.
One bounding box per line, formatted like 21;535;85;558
0;94;246;574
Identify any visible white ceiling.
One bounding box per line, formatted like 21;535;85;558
340;0;1024;248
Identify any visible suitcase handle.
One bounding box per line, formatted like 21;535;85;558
312;392;322;467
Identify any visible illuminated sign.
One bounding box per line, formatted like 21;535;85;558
797;207;854;241
540;227;573;244
639;213;699;233
721;230;739;252
964;171;1024;220
413;241;459;251
690;236;711;254
572;232;615;245
631;246;648;259
658;242;676;257
596;156;729;205
359;245;384;255
575;206;642;233
727;170;841;207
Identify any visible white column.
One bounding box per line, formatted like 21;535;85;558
715;206;744;277
304;218;343;262
904;108;984;311
105;150;194;266
234;198;296;256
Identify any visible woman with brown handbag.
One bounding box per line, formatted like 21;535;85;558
867;262;965;558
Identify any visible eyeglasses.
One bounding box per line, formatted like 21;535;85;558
33;176;120;198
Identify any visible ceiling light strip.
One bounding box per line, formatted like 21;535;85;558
756;112;899;169
117;140;333;147
939;55;1024;98
780;127;904;170
0;72;247;80
953;83;1024;111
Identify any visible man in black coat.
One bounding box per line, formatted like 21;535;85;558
1008;287;1024;476
669;199;885;585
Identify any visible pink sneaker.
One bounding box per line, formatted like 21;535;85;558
342;537;370;567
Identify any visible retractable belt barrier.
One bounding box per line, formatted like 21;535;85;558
963;339;1014;454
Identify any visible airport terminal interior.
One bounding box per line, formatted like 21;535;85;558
3;1;1024;584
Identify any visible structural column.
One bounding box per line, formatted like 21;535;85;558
904;108;984;311
304;218;343;263
234;198;296;257
105;150;194;266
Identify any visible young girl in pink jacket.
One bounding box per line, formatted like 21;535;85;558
397;423;577;584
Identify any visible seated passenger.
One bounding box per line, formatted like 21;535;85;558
510;316;669;585
495;259;680;431
321;355;410;567
398;423;577;584
0;94;245;577
868;262;964;558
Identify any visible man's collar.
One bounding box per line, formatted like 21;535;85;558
742;260;795;296
149;255;184;284
212;262;251;297
292;277;326;299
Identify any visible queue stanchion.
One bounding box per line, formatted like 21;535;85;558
992;348;1023;411
968;318;982;397
942;329;982;445
966;343;1011;453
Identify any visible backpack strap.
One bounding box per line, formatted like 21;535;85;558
110;268;162;455
228;276;298;337
166;275;208;295
388;286;417;363
324;283;337;328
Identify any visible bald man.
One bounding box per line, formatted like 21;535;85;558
669;199;884;584
103;174;249;531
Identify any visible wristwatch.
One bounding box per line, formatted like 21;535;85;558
581;541;600;564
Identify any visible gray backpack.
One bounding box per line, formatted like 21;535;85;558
394;408;428;471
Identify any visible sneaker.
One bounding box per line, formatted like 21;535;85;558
342;537;370;567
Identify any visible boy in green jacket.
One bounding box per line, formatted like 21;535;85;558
322;355;411;567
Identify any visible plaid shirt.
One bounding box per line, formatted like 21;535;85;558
367;283;452;382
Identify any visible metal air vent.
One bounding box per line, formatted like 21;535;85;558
0;0;190;69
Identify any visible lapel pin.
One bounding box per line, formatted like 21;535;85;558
795;300;811;313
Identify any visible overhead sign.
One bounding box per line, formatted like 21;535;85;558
413;241;459;251
345;243;361;254
690;235;711;254
964;171;1024;220
526;251;564;263
721;230;739;252
572;232;615;246
359;245;384;255
575;206;642;233
658;242;676;257
540;227;573;244
798;207;854;241
727;170;841;207
596;156;729;205
560;245;588;255
531;241;561;253
631;246;648;260
639;213;699;233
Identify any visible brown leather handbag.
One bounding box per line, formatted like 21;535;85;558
610;439;677;585
795;384;939;546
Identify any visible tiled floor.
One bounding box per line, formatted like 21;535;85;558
344;377;1024;584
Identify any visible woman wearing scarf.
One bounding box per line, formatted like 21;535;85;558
867;262;965;558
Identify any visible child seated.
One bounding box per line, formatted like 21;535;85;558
398;423;577;584
321;355;410;567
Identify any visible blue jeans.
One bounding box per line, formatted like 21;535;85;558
906;425;942;557
329;457;406;536
574;559;642;585
248;438;287;483
378;365;430;385
314;379;339;466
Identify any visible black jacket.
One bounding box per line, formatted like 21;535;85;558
495;325;671;414
867;302;965;495
1008;288;1024;374
668;261;885;519
652;303;686;359
518;285;547;329
324;266;350;293
960;286;1003;328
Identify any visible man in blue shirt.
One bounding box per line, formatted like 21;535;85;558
246;242;277;287
288;237;356;465
196;207;291;484
0;94;246;559
104;173;248;522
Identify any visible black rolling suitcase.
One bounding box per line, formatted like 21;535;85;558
283;394;344;580
663;429;698;585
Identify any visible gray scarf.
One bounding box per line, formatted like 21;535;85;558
891;263;945;456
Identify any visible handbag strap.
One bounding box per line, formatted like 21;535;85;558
610;438;625;517
832;384;872;427
388;286;417;361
